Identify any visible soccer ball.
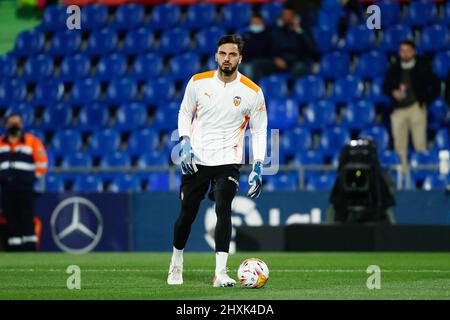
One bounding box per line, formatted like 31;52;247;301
237;258;269;289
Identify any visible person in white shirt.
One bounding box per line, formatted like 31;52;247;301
167;35;268;287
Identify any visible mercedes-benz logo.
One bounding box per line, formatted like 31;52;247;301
50;197;103;254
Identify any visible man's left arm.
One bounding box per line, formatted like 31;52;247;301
32;136;48;178
247;90;268;198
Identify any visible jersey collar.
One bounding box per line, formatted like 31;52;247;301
214;70;241;87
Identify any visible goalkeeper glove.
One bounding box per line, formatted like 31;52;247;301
179;136;198;175
247;161;263;198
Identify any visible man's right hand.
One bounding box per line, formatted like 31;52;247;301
392;89;405;102
179;136;198;175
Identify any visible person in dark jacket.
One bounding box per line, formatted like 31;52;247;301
240;14;272;80
382;40;440;172
249;6;317;82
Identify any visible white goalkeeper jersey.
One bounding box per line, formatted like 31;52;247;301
178;70;268;166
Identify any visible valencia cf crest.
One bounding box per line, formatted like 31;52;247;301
233;96;242;106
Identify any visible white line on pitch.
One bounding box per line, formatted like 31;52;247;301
1;269;450;273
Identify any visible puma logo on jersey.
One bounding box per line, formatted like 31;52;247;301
204;92;212;99
256;102;266;112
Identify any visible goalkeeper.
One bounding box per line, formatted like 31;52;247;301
167;35;268;287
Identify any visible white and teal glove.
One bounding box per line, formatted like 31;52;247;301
247;161;263;198
179;136;198;175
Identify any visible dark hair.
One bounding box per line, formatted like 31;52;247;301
217;34;244;55
400;40;416;50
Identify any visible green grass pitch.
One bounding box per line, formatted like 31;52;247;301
0;252;449;300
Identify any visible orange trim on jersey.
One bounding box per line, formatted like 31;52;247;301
193;70;215;82
240;75;260;93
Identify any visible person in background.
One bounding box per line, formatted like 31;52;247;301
382;40;440;173
0;113;48;251
250;6;317;82
240;14;272;81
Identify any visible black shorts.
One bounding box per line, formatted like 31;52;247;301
179;164;241;204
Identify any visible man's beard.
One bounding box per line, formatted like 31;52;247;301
219;63;238;76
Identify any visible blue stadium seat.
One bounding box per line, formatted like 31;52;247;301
40;104;72;131
264;172;298;191
418;25;450;53
379;150;401;167
293;75;326;104
80;4;108;31
49;30;82;56
41;5;68;31
167;53;201;81
127;129;160;157
194;27;225;55
267;98;299;131
149;3;181;30
122;28;155;55
428;98;450;128
105;78;138;104
319;126;351;157
158;28;190;56
115;103;147;131
78;103;109;131
423;174;449;191
404;0;438;27
5;103;35;128
0;80;27;105
51;129;83;156
88;129;121;157
342;100;376;130
100;152;131;168
132;53;164;81
14;29;45;57
280;127;312;157
108;174;142;192
96;54;128;81
61;152;93;168
33;80;65;105
312;26;338;53
322;0;343;11
146;172;171;191
137;150;169;168
142;78;176;105
153;101;179;132
433;129;449;152
354;51;388;80
379;24;413;53
58;54;91;81
377;1;401;28
22;55;54;82
319;52;350;79
0;54;17;80
306;172;337;191
432;50;450;79
85;29;118;56
303;100;336;130
410;150;439;182
72;175;104;192
331;75;364;104
259;75;289;100
220;3;252;30
367;77;390;106
44;174;65;192
442;1;450;26
260;1;283;26
343;25;377;53
70;78;101;105
317;9;342;29
111;3;145;31
183;3;217;30
360;126;390;151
